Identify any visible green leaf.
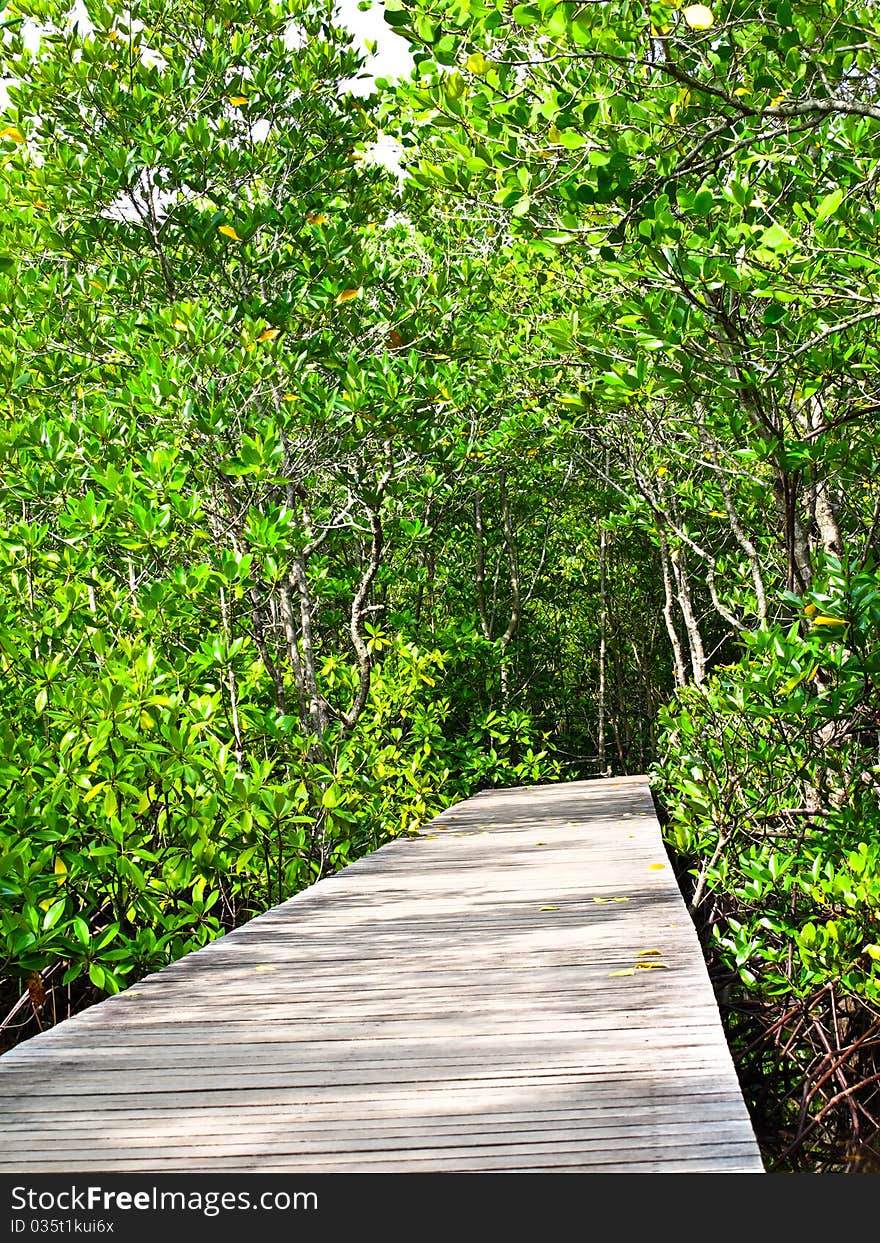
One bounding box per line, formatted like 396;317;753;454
815;188;843;221
42;898;66;931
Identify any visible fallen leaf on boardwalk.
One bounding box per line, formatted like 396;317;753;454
609;968;636;977
535;841;545;846
612;896;630;902
255;965;276;973
593;897;613;904
650;863;666;870
638;949;662;957
538;905;560;911
424;834;438;839
636;961;670;970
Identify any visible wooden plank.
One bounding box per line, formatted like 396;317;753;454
0;776;764;1172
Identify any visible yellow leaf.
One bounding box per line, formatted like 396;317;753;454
538;905;560;911
89;279;105;292
669;88;690;124
255;964;275;973
283;392;300;403
306;212;328;225
636;961;670;970
535;841;545;846
709;510;726;518
637;949;662;957
804;603;818;616
656;465;668;477
256;327;280;343
229;95;248;106
173;319;187;331
612;896;630;902
54;857;67;884
335;287;361;304
806;663;820;683
609;968;636;977
218;224;242;241
650;863;666;870
0;126;24;144
683;4;714;29
466;52;488;74
812;615;847;627
548;125;563;144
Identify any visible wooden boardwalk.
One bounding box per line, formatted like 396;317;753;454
0;777;763;1172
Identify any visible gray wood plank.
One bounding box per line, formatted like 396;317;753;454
0;776;764;1172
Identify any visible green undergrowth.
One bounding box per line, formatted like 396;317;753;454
654;563;880;1170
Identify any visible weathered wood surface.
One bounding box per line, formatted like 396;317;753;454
0;776;763;1172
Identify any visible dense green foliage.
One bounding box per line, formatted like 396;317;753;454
3;0;880;1169
0;0;566;1033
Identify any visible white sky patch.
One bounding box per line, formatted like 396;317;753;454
139;46;168;71
335;0;413;179
66;0;95;37
363;135;405;181
22;18;52;53
284;20;308;51
336;0;414;95
102;168;178;224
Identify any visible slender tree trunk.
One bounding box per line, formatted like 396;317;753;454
219;584;244;770
290;557;328;737
671;547;706;684
658;530;688;688
474;493;491;641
